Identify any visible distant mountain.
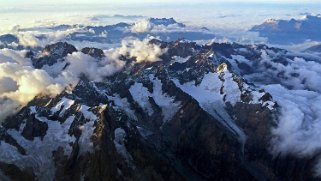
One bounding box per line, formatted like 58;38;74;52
250;15;321;44
149;17;186;27
0;34;19;44
305;44;321;53
10;18;214;46
0;34;22;49
69;17;210;43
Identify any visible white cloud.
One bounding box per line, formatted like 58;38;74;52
265;84;321;155
16;33;40;47
0;51;63;120
245;50;321;177
224;47;321;176
264;84;321;176
60;52;125;82
17;26;83;48
131;19;152;33
113;37;166;63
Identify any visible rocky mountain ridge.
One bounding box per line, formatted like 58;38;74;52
250;14;321;44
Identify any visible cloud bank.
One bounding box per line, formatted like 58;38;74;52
227;48;321;176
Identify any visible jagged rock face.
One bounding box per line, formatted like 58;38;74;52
32;42;77;69
81;47;105;59
43;42;78;57
0;40;318;181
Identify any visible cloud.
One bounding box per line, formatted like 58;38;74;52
0;50;126;120
4;24;84;48
112;37;166;63
0;49;116;121
0;50;63;120
0;36;167;122
16;33;40;47
264;84;321;176
224;47;321;176
131;19;152;33
43;27;82;45
265;84;321;155
241;50;321;177
60;52;126;82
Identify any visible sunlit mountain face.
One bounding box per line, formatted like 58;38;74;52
1;1;321;181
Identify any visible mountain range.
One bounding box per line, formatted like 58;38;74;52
1;17;321;181
250;14;321;44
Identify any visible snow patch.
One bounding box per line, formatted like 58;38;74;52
51;97;75;116
250;91;265;103
29;106;37;114
222;72;241;106
129;77;180;122
150;76;181;122
129;83;154;116
113;128;133;165
1;115;76;181
108;94;138;120
78;120;95;155
79;105;97;121
171;56;190;64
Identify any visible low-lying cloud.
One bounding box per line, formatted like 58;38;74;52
230;49;321;177
113;37;166;63
0;49;63;120
16;33;40;47
131;19;152;33
61;52;125;82
0;37;165;121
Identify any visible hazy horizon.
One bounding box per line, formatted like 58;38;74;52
1;2;320;32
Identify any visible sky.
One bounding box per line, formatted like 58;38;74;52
0;0;321;34
1;0;321;5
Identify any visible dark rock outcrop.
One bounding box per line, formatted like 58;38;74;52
81;47;105;59
32;42;77;68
